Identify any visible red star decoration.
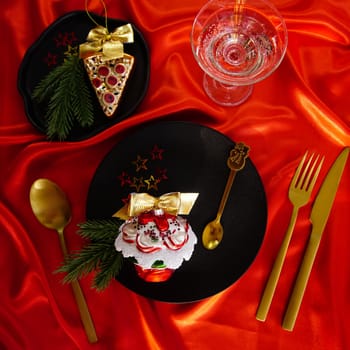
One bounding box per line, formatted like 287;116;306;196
121;195;131;205
130;177;145;192
155;167;168;181
54;32;78;47
150;145;164;160
132;155;148;172
118;171;131;187
144;175;160;191
64;32;78;46
44;52;58;67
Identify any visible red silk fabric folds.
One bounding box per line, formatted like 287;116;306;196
1;0;350;349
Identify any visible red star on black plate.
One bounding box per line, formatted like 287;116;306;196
155;167;168;181
44;52;58;67
121;195;131;205
64;32;78;46
132;155;148;172
118;171;131;187
150;145;164;160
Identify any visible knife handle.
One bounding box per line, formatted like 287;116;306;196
282;232;321;331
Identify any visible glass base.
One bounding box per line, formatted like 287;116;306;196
203;74;253;106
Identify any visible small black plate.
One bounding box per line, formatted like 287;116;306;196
17;11;150;141
86;121;267;302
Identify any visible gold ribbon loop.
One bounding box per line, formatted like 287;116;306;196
129;192;181;216
113;192;199;220
79;23;134;60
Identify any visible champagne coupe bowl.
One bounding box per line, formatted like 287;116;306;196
191;0;288;106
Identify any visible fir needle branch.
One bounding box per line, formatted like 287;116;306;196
46;78;75;140
77;218;123;241
32;54;94;140
32;65;65;103
93;249;124;291
56;218;124;291
57;241;116;283
70;59;94;127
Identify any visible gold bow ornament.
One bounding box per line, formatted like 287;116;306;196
113;192;199;220
79;23;134;60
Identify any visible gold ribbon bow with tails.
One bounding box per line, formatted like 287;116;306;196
79;23;134;60
113;192;199;220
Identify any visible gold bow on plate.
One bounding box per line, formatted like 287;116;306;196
79;23;134;60
113;192;199;220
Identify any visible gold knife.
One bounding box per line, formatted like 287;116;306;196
282;147;349;331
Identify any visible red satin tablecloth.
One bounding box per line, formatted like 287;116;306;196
1;0;350;349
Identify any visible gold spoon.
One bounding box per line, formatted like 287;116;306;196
202;143;250;250
30;178;98;343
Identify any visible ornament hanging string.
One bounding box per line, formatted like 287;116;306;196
85;0;109;31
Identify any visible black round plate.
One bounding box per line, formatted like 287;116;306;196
17;11;150;141
86;121;267;302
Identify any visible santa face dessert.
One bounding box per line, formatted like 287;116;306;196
115;208;197;282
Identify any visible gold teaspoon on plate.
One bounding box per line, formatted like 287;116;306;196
202;143;250;250
30;178;98;343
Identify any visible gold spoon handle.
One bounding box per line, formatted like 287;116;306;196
58;231;98;343
216;142;250;220
216;169;237;222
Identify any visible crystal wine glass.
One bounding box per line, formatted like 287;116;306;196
191;0;288;106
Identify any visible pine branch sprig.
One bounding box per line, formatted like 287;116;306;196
70;59;94;128
32;54;94;140
92;248;124;291
78;218;124;241
56;218;125;291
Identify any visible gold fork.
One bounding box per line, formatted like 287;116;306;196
256;151;324;322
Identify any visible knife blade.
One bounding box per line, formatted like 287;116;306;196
282;147;349;331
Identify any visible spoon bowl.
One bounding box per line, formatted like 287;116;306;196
30;178;98;343
202;219;223;250
30;178;71;232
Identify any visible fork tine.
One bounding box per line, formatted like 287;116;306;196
305;155;324;192
291;151;308;187
296;152;314;188
303;154;318;190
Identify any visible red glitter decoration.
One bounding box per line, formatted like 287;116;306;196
150;145;164;160
118;171;131;187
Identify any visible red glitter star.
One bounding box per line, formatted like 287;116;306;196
144;175;160;191
64;32;78;46
121;195;131;205
150;145;164;160
54;32;78;47
155;167;168;181
44;52;58;67
132;155;148;172
118;171;132;187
